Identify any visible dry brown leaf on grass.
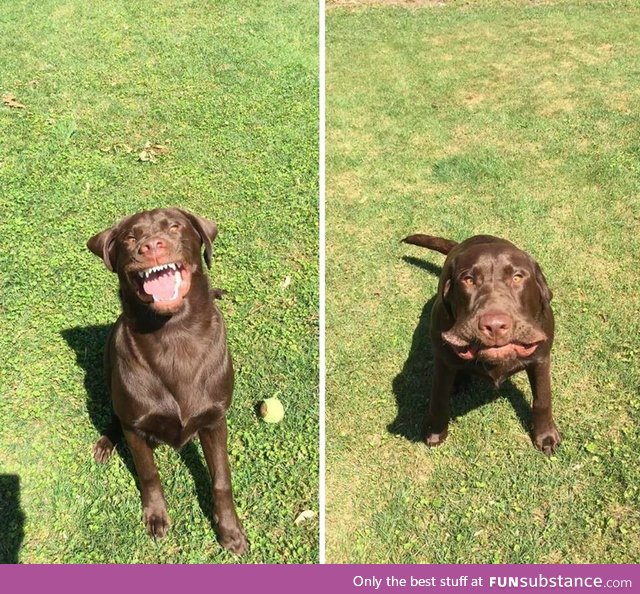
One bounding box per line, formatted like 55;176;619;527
281;275;292;289
294;510;316;526
2;93;26;109
138;142;170;163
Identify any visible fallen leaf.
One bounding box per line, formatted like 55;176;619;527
150;143;169;155
138;150;154;162
294;510;316;526
2;93;26;109
138;142;170;163
281;275;292;289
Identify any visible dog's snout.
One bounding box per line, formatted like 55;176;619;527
139;237;167;257
478;311;512;341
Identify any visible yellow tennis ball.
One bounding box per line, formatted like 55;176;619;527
260;397;284;423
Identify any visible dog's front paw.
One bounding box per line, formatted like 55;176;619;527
144;505;171;539
93;435;115;464
218;522;249;555
532;422;561;456
424;426;448;448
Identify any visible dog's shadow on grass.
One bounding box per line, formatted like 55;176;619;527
0;474;25;563
62;325;216;533
389;256;533;443
62;325;139;484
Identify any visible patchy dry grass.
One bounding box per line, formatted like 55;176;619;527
327;0;640;563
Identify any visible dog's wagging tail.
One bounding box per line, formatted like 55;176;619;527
402;234;458;255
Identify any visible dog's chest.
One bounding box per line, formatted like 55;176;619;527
127;371;223;448
115;332;229;448
134;400;221;448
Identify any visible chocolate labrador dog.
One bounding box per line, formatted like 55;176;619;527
87;207;248;554
403;233;560;455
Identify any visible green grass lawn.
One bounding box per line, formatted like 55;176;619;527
0;0;318;563
327;0;640;563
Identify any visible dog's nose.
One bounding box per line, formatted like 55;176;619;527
139;238;166;256
478;312;512;341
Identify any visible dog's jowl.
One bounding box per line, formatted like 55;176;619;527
87;207;248;554
403;233;560;455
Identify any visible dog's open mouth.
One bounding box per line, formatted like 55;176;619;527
130;262;192;311
453;341;542;361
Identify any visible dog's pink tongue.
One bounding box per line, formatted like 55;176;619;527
143;270;175;301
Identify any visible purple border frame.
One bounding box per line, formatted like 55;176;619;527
1;564;638;594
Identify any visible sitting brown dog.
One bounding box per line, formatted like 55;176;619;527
87;207;248;554
403;233;560;455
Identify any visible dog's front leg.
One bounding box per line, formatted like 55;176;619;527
199;419;249;555
123;428;170;538
526;359;561;455
424;356;456;447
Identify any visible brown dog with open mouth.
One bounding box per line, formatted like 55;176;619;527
403;233;560;455
87;207;248;554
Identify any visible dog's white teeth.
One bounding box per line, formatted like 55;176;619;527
140;263;179;279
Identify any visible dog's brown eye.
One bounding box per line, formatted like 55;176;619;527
513;273;524;284
125;234;136;243
169;223;180;232
462;275;475;287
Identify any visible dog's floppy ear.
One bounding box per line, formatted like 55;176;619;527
438;258;455;319
179;210;218;268
533;259;553;304
438;257;454;300
440;276;452;301
87;226;118;272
